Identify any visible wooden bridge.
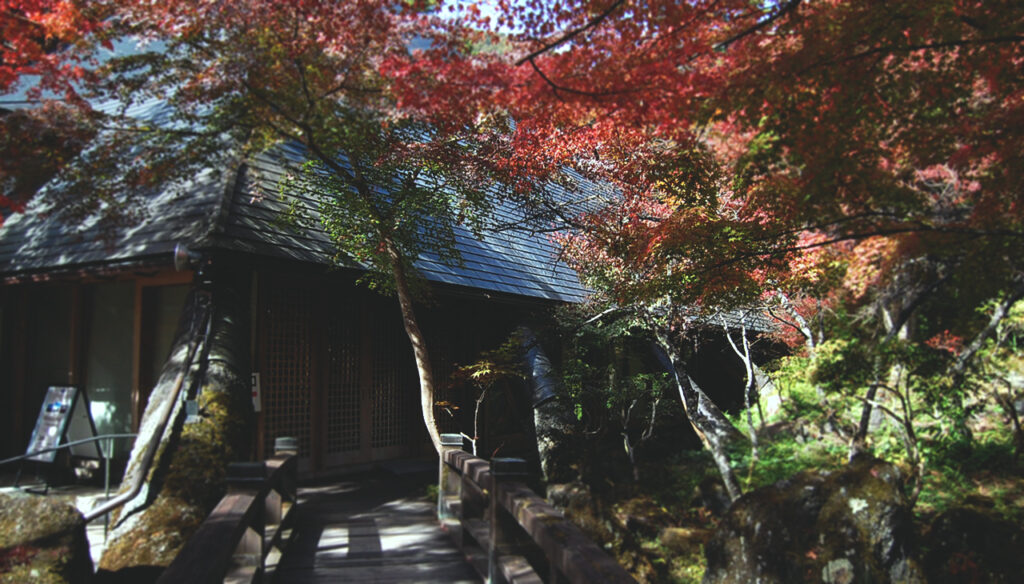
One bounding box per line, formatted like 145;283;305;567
157;434;635;583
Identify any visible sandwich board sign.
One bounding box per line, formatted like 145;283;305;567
25;386;100;463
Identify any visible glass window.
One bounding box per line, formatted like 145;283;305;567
149;285;189;383
27;286;72;405
85;282;134;457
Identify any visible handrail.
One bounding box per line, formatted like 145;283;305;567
85;292;214;524
155;451;298;584
438;434;636;584
0;433;138;466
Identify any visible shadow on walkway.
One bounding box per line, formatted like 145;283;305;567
274;467;479;584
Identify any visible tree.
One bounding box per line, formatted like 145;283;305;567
2;2;521;574
0;1;111;218
470;0;1024;494
2;0;519;454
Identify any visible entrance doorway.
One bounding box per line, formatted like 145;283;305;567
257;276;418;472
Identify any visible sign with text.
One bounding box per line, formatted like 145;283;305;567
25;386;99;462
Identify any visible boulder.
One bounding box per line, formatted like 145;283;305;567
546;481;592;510
660;527;712;556
704;455;924;584
923;504;1024;583
0;492;93;584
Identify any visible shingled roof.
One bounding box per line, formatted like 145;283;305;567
0;138;591;303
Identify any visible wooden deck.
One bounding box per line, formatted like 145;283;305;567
272;468;480;583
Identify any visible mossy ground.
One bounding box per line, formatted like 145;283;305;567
99;388;247;573
564;406;1023;583
0;493;91;584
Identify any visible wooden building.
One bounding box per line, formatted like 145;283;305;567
0;141;589;474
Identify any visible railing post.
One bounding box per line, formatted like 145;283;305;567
489;457;529;584
274;436;298;505
438;433;463;521
274;436;299;456
226;461;267;580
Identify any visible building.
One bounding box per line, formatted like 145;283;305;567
0;138;591;475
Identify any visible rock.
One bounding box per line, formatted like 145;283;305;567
923;505;1024;583
610;496;674;539
0;492;93;584
703;455;924;584
546;481;592;510
693;477;731;517
660;527;712;556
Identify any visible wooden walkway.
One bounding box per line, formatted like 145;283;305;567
272;468;480;584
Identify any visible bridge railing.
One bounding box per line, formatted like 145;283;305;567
438;433;636;584
156;446;298;584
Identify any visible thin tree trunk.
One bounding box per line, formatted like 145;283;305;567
386;241;441;454
722;317;759;461
99;263;252;577
653;334;745;502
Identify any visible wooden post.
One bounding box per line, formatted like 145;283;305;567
489;457;529;584
274;436;299;456
438;433;463;519
439;433;464;549
226;461;267;579
274;437;299;505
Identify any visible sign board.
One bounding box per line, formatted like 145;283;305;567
251;372;262;413
25;386;100;463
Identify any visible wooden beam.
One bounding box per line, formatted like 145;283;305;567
250;270;261;462
131;279;145;431
9;287;28;450
68;283;82;386
359;291;374;462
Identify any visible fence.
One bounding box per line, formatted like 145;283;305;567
437;433;636;584
156;445;297;584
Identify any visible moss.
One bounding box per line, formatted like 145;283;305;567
160;390;243;510
1;563;68;584
99;387;248;573
0;493;91;584
98;494;205;570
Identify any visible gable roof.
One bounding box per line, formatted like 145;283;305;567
0;138;591;302
0;167;229;278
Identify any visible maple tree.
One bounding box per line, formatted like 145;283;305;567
1;0;529;572
452;0;1024;494
2;0;522;456
0;0;108;97
0;1;109;217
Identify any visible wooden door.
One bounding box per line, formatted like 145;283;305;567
259;276;418;472
259;280;318;471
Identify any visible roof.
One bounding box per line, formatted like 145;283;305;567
0;137;591;303
0;167;229;278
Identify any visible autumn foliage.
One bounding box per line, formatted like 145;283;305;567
3;0;1024;504
462;0;1024;494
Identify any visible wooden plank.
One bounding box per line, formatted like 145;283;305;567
156;492;261;584
459;455;493;492
274;471;480;584
463;517;490;549
223;565;257;584
11;287;28;448
498;554;543;584
496;481;636;584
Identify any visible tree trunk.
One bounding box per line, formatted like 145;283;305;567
519;326;579;485
386;241;442;454
98;262;252;578
652;335;745;502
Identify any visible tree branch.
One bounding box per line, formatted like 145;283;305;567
715;0;802;50
515;0;626;66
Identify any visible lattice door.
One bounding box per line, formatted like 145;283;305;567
261;283;314;462
261;278;424;469
324;297;361;459
370;311;416;451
